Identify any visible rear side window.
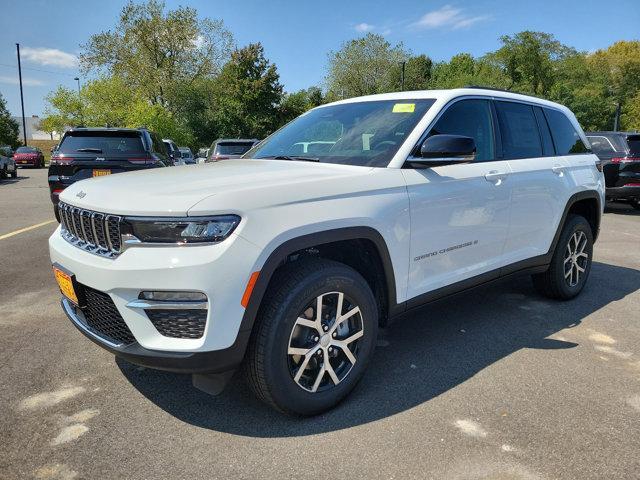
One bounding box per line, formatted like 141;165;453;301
534;107;555;156
626;135;640;156
429;99;495;161
586;135;620;156
215;142;254;155
495;101;542;159
543;109;588;155
59;132;145;155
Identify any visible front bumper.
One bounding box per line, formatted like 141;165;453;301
49;226;261;357
61;298;250;373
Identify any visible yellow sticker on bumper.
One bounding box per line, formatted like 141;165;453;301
392;103;415;113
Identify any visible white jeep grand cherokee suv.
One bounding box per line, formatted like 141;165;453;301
50;88;604;415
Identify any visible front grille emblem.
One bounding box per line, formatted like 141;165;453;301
76;191;86;198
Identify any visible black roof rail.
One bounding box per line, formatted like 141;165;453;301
463;85;549;101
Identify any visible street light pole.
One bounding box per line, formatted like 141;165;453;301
74;77;81;95
401;61;406;91
16;43;27;146
74;77;83;125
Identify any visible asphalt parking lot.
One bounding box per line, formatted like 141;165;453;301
1;169;639;480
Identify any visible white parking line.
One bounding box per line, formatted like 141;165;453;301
0;220;56;241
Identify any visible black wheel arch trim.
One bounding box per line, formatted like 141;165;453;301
239;226;400;336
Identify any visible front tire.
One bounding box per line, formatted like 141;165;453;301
532;214;593;300
244;258;378;415
10;168;17;179
630;198;640;211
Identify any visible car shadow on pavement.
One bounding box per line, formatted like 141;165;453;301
118;261;640;437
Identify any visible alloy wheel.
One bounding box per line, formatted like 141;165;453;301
287;291;364;393
564;230;589;287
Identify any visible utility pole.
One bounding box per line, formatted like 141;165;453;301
16;43;27;146
613;102;621;132
401;61;406;91
74;77;81;95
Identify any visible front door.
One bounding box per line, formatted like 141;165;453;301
402;98;512;300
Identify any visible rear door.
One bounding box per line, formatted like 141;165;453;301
499;101;572;264
403;98;513;299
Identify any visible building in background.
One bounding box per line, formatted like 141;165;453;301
12;115;63;141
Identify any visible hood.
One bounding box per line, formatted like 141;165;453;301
59;159;373;216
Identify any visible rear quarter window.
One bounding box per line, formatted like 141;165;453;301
543;109;588;155
586;136;620;156
626;135;640;156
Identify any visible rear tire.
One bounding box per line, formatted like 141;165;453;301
244;258;378;416
10;168;17;179
532;214;593;300
0;166;6;179
630;199;640;211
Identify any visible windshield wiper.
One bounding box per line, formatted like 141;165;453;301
259;155;320;162
76;148;103;153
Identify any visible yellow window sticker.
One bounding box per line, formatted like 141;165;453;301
392;103;415;113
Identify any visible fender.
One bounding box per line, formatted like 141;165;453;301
238;226;400;334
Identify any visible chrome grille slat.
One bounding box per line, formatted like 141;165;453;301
58;202;121;258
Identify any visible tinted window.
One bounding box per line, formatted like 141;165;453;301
16;146;38;153
216;142;254;155
534;107;555;156
429;99;495;161
59;132;145;155
495;101;542;159
586;136;620;156
543;109;588;154
248;99;436;167
626;135;640;156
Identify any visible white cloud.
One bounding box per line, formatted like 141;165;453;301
412;5;490;30
354;22;375;33
21;47;77;69
0;75;45;86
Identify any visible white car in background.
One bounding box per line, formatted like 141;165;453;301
50;88;603;415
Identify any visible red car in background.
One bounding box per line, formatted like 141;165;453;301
14;146;45;168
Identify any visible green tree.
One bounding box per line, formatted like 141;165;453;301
210;43;284;138
488;31;575;95
431;53;508;89
79;0;233;110
279;87;326;124
43;86;83;129
404;55;433;90
325;33;409;99
0;92;20;148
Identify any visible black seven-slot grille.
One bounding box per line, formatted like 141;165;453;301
79;285;136;345
144;310;207;339
58;202;122;257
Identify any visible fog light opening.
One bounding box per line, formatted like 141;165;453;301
139;291;207;302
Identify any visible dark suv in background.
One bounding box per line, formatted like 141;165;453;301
48;127;170;221
208;138;259;161
586;131;640;209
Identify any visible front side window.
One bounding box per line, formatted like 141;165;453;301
495;101;542;159
247;99;435;167
428;99;495;161
543;109;588;155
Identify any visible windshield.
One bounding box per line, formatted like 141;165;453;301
59;132;145;155
215;142;254;155
246;99;435;167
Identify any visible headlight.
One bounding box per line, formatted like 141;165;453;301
122;215;240;244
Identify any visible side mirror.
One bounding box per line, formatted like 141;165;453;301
410;134;476;167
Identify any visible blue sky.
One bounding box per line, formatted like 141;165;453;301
0;0;638;117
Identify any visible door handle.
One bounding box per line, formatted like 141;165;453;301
552;165;565;175
484;171;508;183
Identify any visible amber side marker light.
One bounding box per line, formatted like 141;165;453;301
241;271;260;308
